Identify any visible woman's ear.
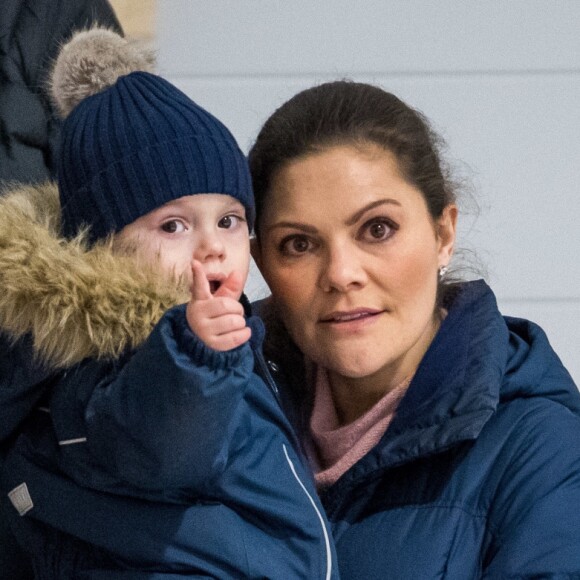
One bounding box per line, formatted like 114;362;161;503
250;237;262;270
437;204;458;266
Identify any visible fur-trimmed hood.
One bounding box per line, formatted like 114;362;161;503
0;182;188;369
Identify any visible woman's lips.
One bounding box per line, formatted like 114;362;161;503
318;309;385;335
320;308;384;323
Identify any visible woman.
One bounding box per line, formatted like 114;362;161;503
249;81;580;578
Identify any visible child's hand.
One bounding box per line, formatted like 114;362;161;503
186;260;251;351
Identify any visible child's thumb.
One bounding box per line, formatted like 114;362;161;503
190;260;212;301
214;270;244;300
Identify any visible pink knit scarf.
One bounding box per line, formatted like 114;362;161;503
308;366;411;489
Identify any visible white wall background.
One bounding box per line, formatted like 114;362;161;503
156;0;580;384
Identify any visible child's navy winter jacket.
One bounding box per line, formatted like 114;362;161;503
0;182;337;579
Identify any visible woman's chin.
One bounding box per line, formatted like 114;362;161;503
318;352;388;381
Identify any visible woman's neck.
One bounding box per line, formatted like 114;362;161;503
327;369;411;426
326;312;443;426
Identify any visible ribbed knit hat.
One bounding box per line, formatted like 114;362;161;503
51;28;254;242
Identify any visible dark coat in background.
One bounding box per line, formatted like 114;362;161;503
0;0;122;185
259;280;580;578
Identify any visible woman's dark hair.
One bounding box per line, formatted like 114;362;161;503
249;80;457;239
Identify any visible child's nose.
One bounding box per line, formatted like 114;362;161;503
194;234;225;262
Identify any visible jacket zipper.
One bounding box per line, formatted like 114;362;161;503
254;347;279;396
253;345;333;578
283;444;333;580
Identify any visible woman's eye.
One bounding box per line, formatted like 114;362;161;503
218;215;242;229
161;220;186;234
280;235;312;256
361;218;396;242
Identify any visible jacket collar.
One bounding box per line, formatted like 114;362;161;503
374;280;507;465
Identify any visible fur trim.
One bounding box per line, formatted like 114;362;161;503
51;27;156;118
0;183;188;369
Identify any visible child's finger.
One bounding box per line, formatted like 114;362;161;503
208;326;252;352
214;270;245;300
190;260;212;301
210;313;248;336
194;298;245;319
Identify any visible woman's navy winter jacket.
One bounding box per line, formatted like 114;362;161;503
261;279;580;579
0;183;337;579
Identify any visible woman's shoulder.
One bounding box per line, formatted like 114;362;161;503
488;309;580;483
493;391;580;456
479;393;580;574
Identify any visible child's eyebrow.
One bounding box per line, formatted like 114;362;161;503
221;199;246;211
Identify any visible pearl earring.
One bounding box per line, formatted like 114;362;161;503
438;265;449;279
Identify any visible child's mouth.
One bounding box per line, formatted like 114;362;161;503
209;280;222;294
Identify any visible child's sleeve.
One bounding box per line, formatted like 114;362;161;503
0;333;54;445
51;304;255;497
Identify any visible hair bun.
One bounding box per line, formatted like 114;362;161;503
50;27;155;118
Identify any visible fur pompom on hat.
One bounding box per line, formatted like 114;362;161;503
51;27;254;242
50;27;156;118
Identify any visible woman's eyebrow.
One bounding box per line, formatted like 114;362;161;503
266;199;401;234
345;198;401;226
266;222;318;234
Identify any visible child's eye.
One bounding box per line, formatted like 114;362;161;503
161;220;186;234
218;215;244;229
279;235;314;256
360;218;397;242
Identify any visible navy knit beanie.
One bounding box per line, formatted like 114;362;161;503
51;29;254;242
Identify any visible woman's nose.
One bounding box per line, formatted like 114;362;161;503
193;232;225;262
318;245;367;292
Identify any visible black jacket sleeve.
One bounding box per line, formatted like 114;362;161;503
0;0;123;185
